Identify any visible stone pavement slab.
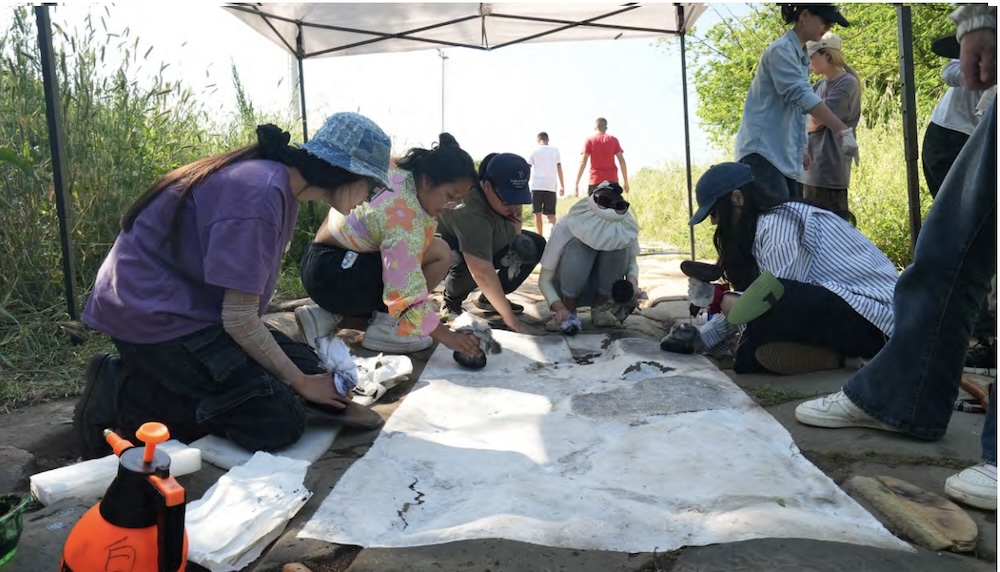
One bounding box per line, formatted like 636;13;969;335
667;538;994;572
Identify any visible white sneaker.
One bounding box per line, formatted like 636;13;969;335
591;303;620;328
794;390;901;432
361;312;434;354
295;305;342;349
945;463;998;510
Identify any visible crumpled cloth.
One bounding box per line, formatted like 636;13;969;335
316;335;359;395
688;277;715;308
561;313;583;335
186;452;312;572
451;312;502;355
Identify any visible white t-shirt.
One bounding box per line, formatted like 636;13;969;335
528;145;561;192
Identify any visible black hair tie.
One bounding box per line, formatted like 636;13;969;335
257;124;292;160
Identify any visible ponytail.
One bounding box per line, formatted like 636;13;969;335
395;132;476;186
780;4;804;25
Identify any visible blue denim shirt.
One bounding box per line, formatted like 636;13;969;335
735;30;823;181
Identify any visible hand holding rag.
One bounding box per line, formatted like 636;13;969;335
451;312;502;355
315;336;359;395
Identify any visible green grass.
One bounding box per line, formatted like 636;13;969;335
0;6;935;408
746;385;814;407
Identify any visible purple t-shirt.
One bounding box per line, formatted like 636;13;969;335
83;160;299;344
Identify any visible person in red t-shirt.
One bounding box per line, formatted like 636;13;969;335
574;117;629;196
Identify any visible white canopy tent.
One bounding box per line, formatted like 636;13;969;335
224;2;707;258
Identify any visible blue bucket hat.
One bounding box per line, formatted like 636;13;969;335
295;112;392;189
483;153;532;205
689;162;755;225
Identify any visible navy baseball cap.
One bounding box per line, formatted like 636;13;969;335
689;162;755;225
484;153;532;205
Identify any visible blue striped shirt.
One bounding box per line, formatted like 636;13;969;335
699;203;898;350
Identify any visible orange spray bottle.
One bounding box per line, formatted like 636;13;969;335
61;422;188;572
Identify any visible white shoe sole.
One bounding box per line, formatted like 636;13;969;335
361;336;433;354
944;481;998;511
794;405;899;432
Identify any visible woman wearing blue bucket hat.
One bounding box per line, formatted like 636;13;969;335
76;112;400;458
660;162;898;376
295;132;483;358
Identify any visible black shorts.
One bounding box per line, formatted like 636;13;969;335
300;242;387;317
532;190;557;215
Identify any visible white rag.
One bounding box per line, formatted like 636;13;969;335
316;335;359;395
186;452;312;572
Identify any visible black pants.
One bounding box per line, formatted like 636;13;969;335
921;122;970;199
734;279;888;374
301;242;387;317
739;153;798;203
442;230;546;307
113;326;324;451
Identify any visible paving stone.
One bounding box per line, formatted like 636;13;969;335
3;500;90;572
666;538;993;571
0;447;36;494
343;539;647;572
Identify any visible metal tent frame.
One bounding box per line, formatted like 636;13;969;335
34;3;925;321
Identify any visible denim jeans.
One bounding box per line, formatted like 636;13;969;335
442;230;546;307
113;326;323;451
555;238;630;307
738;152;798;203
844;102;997;464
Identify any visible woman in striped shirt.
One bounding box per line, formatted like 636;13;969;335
661;162;898;375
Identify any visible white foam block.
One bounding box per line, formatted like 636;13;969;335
29;440;202;506
189;425;340;470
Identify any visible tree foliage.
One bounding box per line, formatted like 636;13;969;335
685;3;956;149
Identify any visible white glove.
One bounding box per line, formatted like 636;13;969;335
687;277;714;308
837;128;860;166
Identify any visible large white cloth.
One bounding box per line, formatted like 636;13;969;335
299;332;910;554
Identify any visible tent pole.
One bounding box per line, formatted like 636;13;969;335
297;24;309;142
896;5;921;251
35;5;78;321
678;5;696;260
296;23;316;225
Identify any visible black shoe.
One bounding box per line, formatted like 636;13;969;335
660;323;702;354
440;300;464;322
965;338;997;375
680;260;723;283
73;353;123;459
474;295;524;315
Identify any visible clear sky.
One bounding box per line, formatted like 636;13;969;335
21;2;752;172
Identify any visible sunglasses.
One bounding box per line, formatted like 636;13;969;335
595;193;630;214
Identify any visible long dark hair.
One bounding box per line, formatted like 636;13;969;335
120;124;362;244
712;181;767;292
713;183;854;290
395;132;476;187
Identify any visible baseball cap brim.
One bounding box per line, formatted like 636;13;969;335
498;185;533;205
689;203;715;226
810;5;849;27
932;35;960;59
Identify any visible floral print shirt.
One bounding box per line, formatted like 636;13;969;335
330;169;440;338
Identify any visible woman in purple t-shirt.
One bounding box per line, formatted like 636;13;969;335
77;112;404;458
